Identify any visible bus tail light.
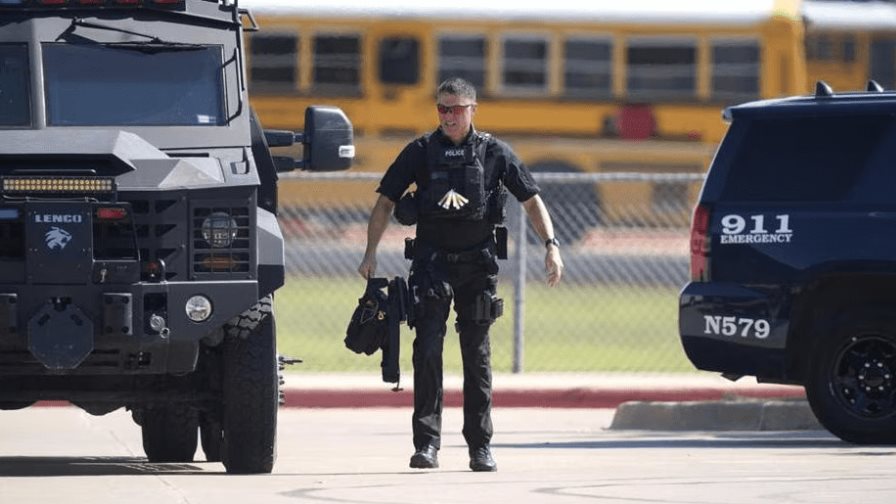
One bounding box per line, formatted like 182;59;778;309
689;204;711;281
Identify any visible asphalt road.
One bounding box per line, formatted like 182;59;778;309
2;406;896;503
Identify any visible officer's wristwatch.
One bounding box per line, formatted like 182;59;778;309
545;237;560;249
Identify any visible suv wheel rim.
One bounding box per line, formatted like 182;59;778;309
832;334;896;418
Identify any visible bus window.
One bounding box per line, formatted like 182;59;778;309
379;37;419;85
805;33;834;61
313;34;361;94
438;35;486;88
870;38;896;89
563;37;612;99
627;38;697;100
710;39;759;103
842;35;856;63
249;33;298;92
501;35;549;94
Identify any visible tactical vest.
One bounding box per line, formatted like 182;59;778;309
416;131;505;223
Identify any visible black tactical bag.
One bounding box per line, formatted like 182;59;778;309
345;276;410;384
345;278;390;356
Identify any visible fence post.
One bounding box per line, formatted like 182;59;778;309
512;202;526;373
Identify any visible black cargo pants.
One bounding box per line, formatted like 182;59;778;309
409;245;500;451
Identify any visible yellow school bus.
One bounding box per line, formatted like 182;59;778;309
803;1;896;93
239;0;809;237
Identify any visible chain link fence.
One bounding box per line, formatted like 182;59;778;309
274;171;705;375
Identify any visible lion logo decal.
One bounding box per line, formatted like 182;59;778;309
45;226;72;250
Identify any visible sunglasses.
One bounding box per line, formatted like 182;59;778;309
436;103;474;115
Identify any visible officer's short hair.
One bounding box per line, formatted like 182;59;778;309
437;77;476;102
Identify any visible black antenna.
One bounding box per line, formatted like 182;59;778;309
815;80;833;98
867;80;884;92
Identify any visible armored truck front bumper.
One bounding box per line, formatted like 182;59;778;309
0;194;277;376
0;280;258;375
679;282;793;379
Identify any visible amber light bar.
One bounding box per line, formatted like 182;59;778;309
2;176;115;194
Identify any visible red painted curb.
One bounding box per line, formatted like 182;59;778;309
281;386;806;409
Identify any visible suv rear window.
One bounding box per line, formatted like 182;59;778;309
721;114;894;201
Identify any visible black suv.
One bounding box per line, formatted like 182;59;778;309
0;0;352;473
680;81;896;444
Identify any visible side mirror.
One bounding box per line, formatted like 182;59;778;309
265;105;354;173
300;105;354;172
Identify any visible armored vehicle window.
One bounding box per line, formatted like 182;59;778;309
563;37;612;99
627;38;697;100
438;35;486;89
721;115;894;201
43;44;225;126
379;37;419;85
249;33;299;92
711;40;759;103
0;44;30;127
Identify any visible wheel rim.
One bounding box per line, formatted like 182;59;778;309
831;334;896;419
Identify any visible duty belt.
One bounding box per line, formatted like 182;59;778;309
410;238;495;264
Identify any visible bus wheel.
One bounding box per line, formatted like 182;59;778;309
806;308;896;444
527;161;601;244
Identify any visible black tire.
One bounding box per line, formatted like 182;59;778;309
141;405;199;462
200;412;224;463
221;311;278;474
225;296;273;339
806;308;896;444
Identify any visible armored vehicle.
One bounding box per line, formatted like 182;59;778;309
680;81;896;444
0;0;353;473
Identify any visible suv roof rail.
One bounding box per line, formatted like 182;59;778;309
815;80;834;98
867;80;884;92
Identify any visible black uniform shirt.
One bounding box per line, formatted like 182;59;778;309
377;128;540;251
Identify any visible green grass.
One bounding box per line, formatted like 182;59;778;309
275;276;694;374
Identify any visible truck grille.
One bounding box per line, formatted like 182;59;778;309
126;197;188;281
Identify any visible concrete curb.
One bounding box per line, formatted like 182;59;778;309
281;385;806;409
610;399;822;431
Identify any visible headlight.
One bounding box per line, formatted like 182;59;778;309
185;295;213;322
201;211;238;248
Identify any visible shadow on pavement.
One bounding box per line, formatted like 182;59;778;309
0;456;210;477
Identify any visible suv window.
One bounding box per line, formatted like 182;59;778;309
0;44;30;127
721;115;894;201
43;44;225;126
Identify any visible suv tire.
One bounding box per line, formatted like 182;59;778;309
806;308;896;444
221;307;278;474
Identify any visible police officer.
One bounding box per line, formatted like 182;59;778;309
358;77;564;472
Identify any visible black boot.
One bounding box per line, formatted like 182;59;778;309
468;445;497;472
409;445;439;469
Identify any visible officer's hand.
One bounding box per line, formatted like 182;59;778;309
545;248;564;287
358;255;377;279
